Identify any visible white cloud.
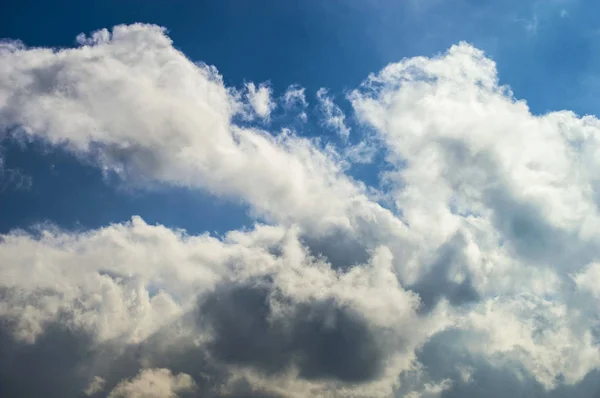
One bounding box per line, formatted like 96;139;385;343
404;380;452;398
316;87;351;139
245;82;275;119
283;84;308;121
0;216;214;344
108;369;195;398
343;140;378;164
2;24;600;397
84;376;106;396
350;41;600;390
283;84;307;109
351;42;600;274
0;24;400;245
573;262;600;297
460;294;600;388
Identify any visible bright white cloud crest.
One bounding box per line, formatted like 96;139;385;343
1;24;600;397
108;369;196;398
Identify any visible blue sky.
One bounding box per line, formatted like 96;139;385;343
4;1;600;397
2;0;599;235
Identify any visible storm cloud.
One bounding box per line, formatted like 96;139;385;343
199;279;390;382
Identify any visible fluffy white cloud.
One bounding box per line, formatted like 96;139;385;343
2;24;600;398
0;216;217;344
404;380;452;398
245;82;275;119
108;369;195;398
84;376;106;396
351;42;600;257
0;23;405;247
349;41;600;392
574;262;600;297
460;295;600;388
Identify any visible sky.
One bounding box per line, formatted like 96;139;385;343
2;0;600;397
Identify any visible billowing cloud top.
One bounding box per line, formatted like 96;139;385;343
1;24;600;398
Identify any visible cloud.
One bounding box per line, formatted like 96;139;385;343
573;261;600;297
0;319;97;398
342;140;378;164
0;24;395;242
404;380;452;398
84;376;106;396
461;294;600;388
245;82;275;119
0;23;418;280
199;280;390;383
283;84;308;121
108;369;196;398
316;88;351;139
0;218;428;397
2;24;600;397
349;41;600;394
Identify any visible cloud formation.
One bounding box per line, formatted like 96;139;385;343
245;82;275;119
0;24;394;243
1;24;600;397
0;218;427;397
316;87;351;139
283;84;308;121
108;369;196;398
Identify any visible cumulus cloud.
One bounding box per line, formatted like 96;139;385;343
0;218;428;397
245;82;275;119
84;376;106;396
108;369;195;398
2;24;600;398
573;262;600;296
349;41;600;393
0;23;399;246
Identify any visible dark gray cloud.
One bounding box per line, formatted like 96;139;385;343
410;232;480;313
198;279;390;384
0;322;94;398
0;278;392;397
0;306;286;398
